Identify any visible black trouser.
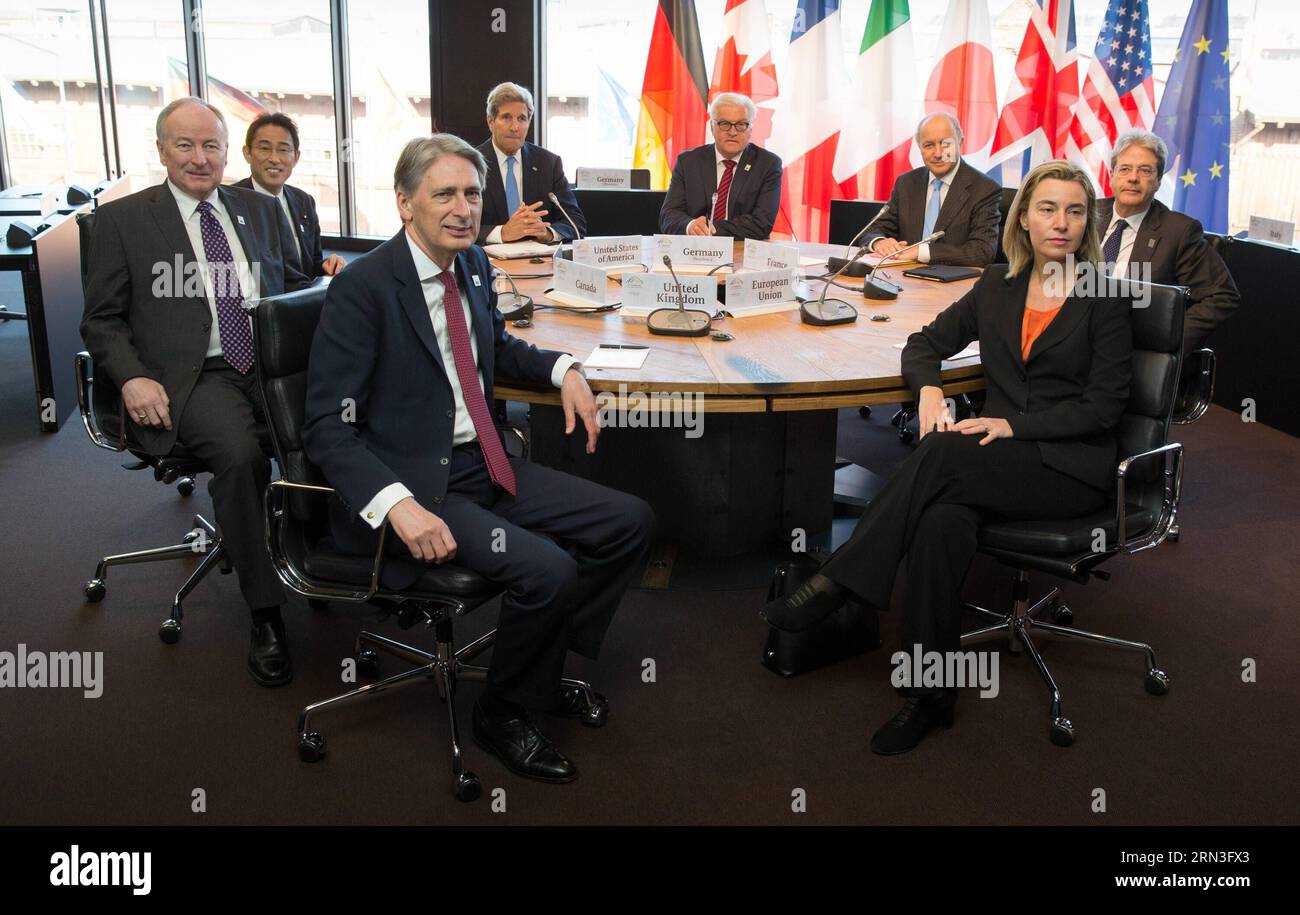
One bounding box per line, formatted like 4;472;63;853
437;445;653;710
173;358;284;614
820;432;1106;695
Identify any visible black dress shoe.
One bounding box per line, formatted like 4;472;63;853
248;620;293;687
551;685;609;727
472;702;578;783
760;573;848;632
870;693;956;755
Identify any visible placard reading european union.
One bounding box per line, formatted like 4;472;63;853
620;272;717;318
654;234;732;269
724;267;801;316
575;167;634;189
551;257;614;309
573;235;645;268
743;239;800;271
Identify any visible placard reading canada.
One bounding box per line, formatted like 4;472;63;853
724;267;801;315
573;235;645;268
575;167;635;189
654;234;732;268
620;272;718;318
743;239;800;271
552;257;614;307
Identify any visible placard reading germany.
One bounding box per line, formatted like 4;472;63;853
620;272;718;318
575;167;635;189
654;234;732;269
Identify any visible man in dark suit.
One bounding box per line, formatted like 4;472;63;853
303;134;652;784
864;113;1001;266
81;98;308;685
475;82;586;244
1098;129;1239;355
659;92;782;240
233;112;345;279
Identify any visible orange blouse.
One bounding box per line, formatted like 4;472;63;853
1021;305;1063;361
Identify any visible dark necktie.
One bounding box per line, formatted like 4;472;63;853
438;270;517;496
1103;218;1130;270
196;200;254;374
713;159;736;222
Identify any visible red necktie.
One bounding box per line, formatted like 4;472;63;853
713;159;736;222
438;270;517;496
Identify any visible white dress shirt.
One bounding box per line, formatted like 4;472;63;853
359;231;578;527
485;143;557;245
250;176;303;263
712;145;745;221
1101;206;1150;277
166;180;258;359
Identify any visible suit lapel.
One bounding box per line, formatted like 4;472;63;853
998;269;1031;368
456;251;494;365
219;187;260;264
148;183;198;266
521;142;540;204
392;233;448;379
284;184;312;255
934;164;970;233
1130;200;1163;265
1026;280;1094;364
724;145;754;205
483;145;508;220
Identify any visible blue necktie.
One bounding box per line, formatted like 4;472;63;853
504;155;521;215
1103;218;1129;269
922;177;943;240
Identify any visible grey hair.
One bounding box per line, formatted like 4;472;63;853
710;92;757;123
393;133;487;197
156;97;227;144
1110;129;1168;176
486;82;535;119
915;112;963;147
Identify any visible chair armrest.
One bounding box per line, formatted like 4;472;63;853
1174;348;1215;425
263;479;391;603
75;351;127;452
1115;442;1184;555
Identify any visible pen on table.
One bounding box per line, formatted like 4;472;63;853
597;344;649;350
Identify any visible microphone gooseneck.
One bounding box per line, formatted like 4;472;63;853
548;192;582;242
663;255;686;311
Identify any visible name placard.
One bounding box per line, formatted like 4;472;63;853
620;272;718;318
743;239;800;271
1248;214;1295;247
552;258;614;307
576;168;635;189
654;234;732;269
725;267;801;316
573;235;645;268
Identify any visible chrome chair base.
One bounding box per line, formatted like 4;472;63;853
961;570;1169;746
295;619;602;803
82;513;229;643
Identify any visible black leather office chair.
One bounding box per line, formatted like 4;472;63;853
959;280;1187;747
252;284;603;803
76;211;235;643
993;187;1017;265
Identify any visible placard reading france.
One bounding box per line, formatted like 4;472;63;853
725;267;801;315
654;234;732;267
552;257;613;306
620;272;718;317
573;235;645;267
743;239;800;270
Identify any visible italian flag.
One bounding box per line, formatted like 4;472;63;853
832;0;918;202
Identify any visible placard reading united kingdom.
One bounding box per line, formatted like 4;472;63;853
573;235;646;268
724;267;801;316
742;239;800;271
551;257;615;308
654;234;732;268
620;272;718;318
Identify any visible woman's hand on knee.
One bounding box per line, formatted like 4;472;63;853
917;386;954;439
953;416;1013;446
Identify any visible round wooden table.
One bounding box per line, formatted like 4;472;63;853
493;241;984;558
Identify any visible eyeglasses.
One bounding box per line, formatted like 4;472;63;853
713;120;751;133
1114;164;1158;178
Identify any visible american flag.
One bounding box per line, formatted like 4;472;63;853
1070;0;1156;193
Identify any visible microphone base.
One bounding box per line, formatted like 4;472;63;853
800;300;858;327
825;256;871;278
861;276;903;300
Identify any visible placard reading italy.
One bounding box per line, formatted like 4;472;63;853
725;267;801;316
620;272;718;318
573;236;645;268
654;234;732;268
743;239;800;271
552;257;613;307
575;167;635;189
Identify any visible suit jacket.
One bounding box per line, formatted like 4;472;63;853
302;233;562;583
476;139;586;243
659;142;783;240
902;265;1133;491
1097;197;1239;353
865;161;1002;266
80;181;307;454
232;177;327;279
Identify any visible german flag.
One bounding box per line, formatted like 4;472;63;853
633;0;709;190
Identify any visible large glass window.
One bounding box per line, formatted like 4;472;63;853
0;4;107;188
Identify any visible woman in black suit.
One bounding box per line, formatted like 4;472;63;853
761;161;1133;754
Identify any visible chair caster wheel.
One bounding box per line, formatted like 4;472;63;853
1144;669;1170;696
158;619;181;644
177;478;195;497
454;771;482;802
299;732;326;763
898;427;915;445
1051;603;1073;626
858;405;872;418
308;599;329;612
1167;523;1180;542
356;648;380;678
581;695;610;728
1050;717;1075;747
84;579;106;603
182;529;200;544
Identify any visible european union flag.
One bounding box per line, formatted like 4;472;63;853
1155;0;1230;232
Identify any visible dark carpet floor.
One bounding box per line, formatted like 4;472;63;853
1;312;1297;825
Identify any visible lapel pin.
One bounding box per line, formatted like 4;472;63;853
744;163;752;172
471;274;482;287
1148;238;1156;248
236;215;246;225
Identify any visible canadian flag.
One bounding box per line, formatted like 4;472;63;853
923;0;999;172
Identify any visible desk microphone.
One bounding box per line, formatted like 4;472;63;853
647;255;711;337
802;246;866;326
827;203;893;277
862;230;945;300
547;192;583;254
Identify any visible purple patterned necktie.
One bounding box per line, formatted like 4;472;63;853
196;200;254;374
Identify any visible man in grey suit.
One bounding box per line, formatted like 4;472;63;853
865;113;1002;266
81;98;308;685
659;92;783;240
